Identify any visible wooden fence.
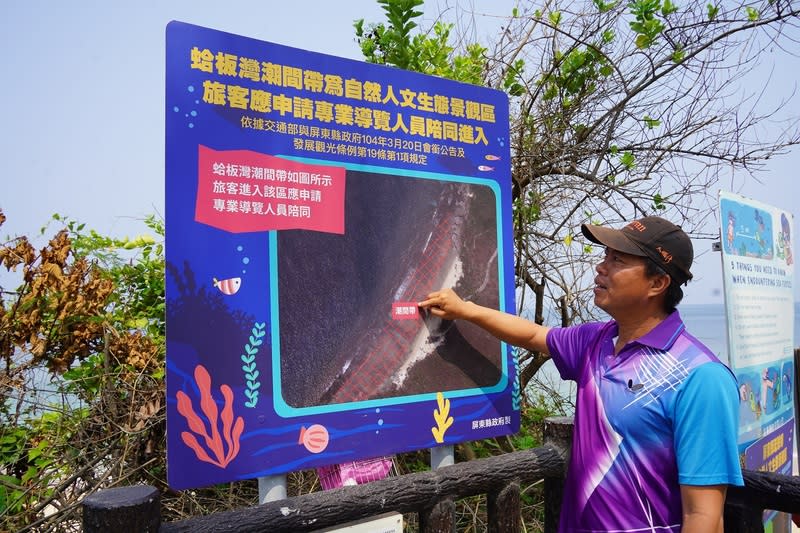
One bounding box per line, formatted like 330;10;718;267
82;416;800;532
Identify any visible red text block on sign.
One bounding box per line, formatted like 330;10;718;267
195;145;345;234
392;302;420;320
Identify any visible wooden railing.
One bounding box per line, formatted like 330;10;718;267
82;416;800;532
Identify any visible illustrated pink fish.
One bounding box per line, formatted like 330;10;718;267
484;154;501;161
477;165;494;172
299;424;329;453
213;277;241;295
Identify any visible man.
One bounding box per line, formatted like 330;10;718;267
419;216;743;532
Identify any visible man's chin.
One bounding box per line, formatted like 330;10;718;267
594;296;610;314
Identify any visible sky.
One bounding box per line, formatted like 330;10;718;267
1;1;798;305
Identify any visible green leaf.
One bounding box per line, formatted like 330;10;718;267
745;6;759;21
548;11;562;26
643;115;661;128
28;441;49;461
707;3;719;20
22;465;39;484
126;317;149;329
543;83;558;100
354;19;365;36
620;151;636;169
593;0;617;12
508;83;525;96
628;0;665;47
661;0;678;16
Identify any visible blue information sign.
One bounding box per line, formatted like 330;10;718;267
166;21;517;490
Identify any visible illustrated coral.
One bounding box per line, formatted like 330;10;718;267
241;322;265;408
176;364;244;468
431;392;454;444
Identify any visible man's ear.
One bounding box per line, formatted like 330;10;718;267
649;273;671;297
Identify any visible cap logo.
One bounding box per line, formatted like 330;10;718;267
626;221;646;232
656;245;673;264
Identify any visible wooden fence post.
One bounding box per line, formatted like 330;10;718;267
82;485;160;533
487;481;521;533
419;498;455;533
723;499;765;533
420;445;456;533
543;416;573;533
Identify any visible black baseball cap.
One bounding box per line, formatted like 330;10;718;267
581;216;694;285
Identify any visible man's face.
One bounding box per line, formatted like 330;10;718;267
592;247;655;318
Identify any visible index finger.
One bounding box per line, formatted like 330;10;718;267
417;297;434;308
418;292;439;308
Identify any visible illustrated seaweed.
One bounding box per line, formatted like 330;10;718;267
176;364;244;468
241;322;266;408
431;391;454;444
511;346;521;411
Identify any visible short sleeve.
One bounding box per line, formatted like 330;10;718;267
546;322;606;381
674;362;744;486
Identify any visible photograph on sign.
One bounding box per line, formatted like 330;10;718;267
277;170;502;410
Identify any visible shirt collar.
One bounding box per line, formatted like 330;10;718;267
610;309;685;352
634;309;685;351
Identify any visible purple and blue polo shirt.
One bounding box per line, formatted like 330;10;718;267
546;310;743;532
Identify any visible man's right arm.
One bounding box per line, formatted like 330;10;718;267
418;288;551;354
